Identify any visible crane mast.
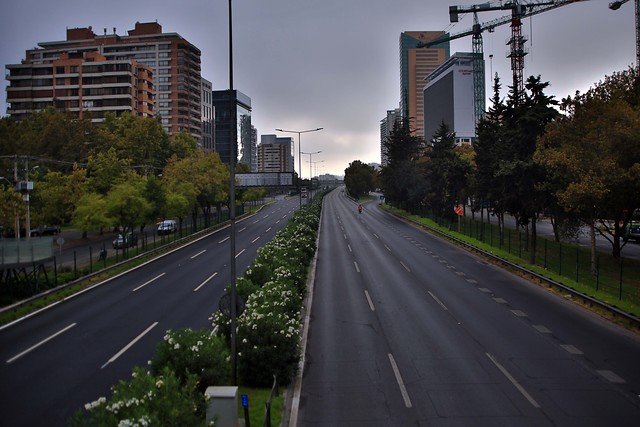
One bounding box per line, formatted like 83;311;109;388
609;0;640;70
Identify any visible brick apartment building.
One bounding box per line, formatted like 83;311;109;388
5;22;202;142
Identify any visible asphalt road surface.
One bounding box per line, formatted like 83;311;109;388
0;196;299;426
297;188;640;426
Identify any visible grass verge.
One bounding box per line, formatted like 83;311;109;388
236;387;284;427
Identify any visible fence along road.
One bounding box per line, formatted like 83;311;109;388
296;187;640;425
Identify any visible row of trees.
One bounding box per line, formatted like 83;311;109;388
0;109;266;238
380;68;640;269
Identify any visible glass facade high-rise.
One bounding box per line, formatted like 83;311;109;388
212;90;251;166
399;31;449;137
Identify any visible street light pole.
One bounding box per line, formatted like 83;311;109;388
275;128;323;208
228;0;238;386
301;150;321;186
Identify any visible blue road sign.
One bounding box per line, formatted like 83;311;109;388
241;393;249;408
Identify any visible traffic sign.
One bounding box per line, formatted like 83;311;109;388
454;204;464;216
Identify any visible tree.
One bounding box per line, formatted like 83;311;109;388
344;160;376;199
161;151;229;227
105;178;152;238
87;147;131;195
169;131;198;159
536;67;640;260
32;168;87;227
380;120;427;212
0;187;24;237
424;122;471;219
73;193;111;238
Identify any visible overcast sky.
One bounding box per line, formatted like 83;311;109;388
0;0;635;176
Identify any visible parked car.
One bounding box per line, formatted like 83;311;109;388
112;233;138;249
157;219;178;235
30;225;61;237
624;209;640;243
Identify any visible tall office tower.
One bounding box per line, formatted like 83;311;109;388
6;50;154;122
399;31;449;137
212;90;251;165
6;22;202;141
201;78;214;152
380;108;401;167
258;135;293;173
424;52;477;145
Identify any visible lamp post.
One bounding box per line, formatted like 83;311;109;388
275;128;323;208
306;159;324;189
301;150;321;184
227;0;239;386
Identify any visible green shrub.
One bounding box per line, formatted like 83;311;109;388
150;329;231;393
70;367;203;426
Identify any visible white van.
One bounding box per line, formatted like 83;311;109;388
157;219;178;235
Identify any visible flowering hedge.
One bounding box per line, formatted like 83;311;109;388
150;329;231;393
214;192;324;387
70;367;204;426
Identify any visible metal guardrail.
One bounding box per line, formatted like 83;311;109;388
388;210;640;330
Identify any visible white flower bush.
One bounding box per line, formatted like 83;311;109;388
213;192;324;387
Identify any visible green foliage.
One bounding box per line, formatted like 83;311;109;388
150;329;231;393
0;187;23;233
70;367;203;426
344;160;376;199
536;67;640;257
105;179;152;233
72;192;111;234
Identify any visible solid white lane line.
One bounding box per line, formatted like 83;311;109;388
251;236;260;243
347;244;352;253
101;322;158;369
190;249;206;259
6;323;77;364
486;353;541;408
388;353;413;408
132;273;166;292
428;291;448;311
218;236;230;244
266;227;272;233
238;227;246;232
354;261;360;273
400;261;411;272
193;272;218;292
364;290;375;311
235;249;246;258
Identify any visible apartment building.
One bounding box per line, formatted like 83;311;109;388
5;22;202;141
6;50;153;122
258;135;293;173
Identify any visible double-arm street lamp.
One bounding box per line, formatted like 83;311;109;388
275;127;323;208
301;150;321;185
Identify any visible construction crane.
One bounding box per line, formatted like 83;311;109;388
609;0;640;70
422;0;586;122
